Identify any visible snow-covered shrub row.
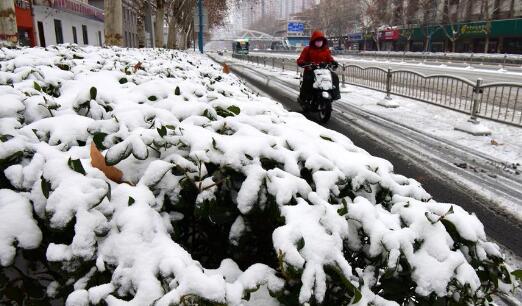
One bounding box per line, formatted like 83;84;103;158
0;45;518;305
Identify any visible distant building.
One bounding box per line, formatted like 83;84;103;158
32;0;104;47
15;0;36;46
89;0;142;48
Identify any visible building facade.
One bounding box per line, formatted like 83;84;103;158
89;0;141;47
345;0;522;53
32;0;104;47
15;0;36;46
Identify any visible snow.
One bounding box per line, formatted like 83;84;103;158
0;45;519;305
0;189;42;266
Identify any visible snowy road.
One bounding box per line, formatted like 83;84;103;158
211;54;522;258
248;51;522;84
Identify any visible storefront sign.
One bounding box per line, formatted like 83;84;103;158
461;23;489;35
379;29;400;41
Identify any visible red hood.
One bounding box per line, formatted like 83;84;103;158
310;31;328;48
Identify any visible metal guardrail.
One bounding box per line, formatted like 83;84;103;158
232;54;522;127
250;50;522;67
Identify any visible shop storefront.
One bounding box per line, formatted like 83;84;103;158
378;28;400;51
15;0;35;47
409;18;522;54
346;33;363;50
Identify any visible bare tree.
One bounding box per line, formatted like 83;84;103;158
0;0;18;45
155;0;166;48
394;0;420;51
136;0;147;48
318;0;358;46
105;0;124;46
437;0;473;52
360;0;390;51
480;0;500;53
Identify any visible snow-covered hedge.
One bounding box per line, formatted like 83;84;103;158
0;45;519;305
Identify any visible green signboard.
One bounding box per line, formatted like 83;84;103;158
408;18;522;41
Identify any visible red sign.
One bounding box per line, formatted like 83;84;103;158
379;29;400;41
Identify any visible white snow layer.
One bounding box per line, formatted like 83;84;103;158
0;45;516;305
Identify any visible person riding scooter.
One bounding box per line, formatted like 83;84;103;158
297;31;341;102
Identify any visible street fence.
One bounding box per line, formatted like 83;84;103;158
232;54;522;127
250;50;522;67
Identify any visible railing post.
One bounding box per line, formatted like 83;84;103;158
377;68;399;108
502;54;507;70
282;59;285;71
341;64;346;87
272;57;275;68
385;68;392;100
296;63;299;75
455;77;491;135
263;58;266;67
469;52;474;67
469;78;483;123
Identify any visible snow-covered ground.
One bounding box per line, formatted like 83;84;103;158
0;45;520;305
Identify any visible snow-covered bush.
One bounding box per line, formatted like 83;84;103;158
0;45;519;305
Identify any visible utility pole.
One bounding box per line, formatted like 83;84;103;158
197;0;204;53
0;0;18;45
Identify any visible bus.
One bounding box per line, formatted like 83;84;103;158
232;39;249;55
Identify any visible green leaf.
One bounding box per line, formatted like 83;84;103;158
148;96;157;101
128;196;135;206
296;237;305;251
227;105;241;115
106;182;112;201
41;176;51;199
165;125;176;130
212;137;218;150
245;153;253;160
0;151;23;166
119;77;128;84
320;135;333;142
174;86;181;95
68;157;86;175
93;132;108;150
33;81;42;92
511;269;522;281
90;87;97;100
337;198;348;216
157;126;167;137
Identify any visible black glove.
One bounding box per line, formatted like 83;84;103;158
299;61;311;68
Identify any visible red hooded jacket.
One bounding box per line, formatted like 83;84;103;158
297;31;334;69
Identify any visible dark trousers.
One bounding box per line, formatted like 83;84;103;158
299;69;340;101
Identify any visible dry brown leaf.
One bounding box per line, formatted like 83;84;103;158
90;143;123;183
133;61;143;73
223;63;230;74
490;139;502;146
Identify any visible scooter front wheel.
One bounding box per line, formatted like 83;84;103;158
318;101;332;123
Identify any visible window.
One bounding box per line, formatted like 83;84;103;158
82;25;88;45
54;19;63;44
37;21;46;47
72;26;78;44
98;31;102;46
